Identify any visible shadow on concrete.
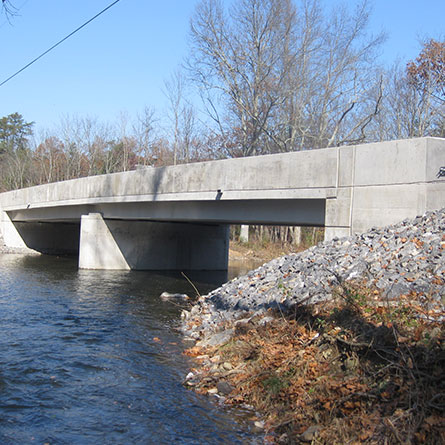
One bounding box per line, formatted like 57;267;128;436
101;218;230;271
14;221;80;256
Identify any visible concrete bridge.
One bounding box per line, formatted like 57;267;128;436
0;137;444;270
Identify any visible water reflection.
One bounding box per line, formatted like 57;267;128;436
228;258;265;278
0;254;261;444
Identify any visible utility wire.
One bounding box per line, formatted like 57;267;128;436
0;0;122;88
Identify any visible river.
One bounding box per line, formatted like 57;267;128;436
0;254;263;444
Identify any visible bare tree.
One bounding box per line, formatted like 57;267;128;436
293;1;385;148
1;0;17;20
164;69;198;164
34;135;67;184
164;70;184;165
381;65;432;139
57;115;113;177
188;0;298;157
1;150;32;190
180;103;196;162
58;115;85;179
133;106;158;166
187;0;385;156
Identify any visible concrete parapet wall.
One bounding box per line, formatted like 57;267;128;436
0;145;339;211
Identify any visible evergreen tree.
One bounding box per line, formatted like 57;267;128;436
0;112;34;154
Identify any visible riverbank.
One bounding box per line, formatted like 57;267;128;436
182;209;445;443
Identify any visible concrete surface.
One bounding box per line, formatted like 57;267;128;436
0;137;444;269
78;213;229;270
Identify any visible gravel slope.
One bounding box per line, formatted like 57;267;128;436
182;208;445;342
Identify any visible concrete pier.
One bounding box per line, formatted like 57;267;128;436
78;213;229;270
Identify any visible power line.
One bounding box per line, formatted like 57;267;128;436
0;0;122;88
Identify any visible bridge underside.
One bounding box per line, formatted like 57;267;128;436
2;199;326;270
6;198;326;226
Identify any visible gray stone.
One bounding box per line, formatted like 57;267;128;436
182;209;445;345
299;425;321;442
160;292;189;301
196;329;235;347
216;381;234;395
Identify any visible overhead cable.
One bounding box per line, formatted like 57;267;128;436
0;0;122;88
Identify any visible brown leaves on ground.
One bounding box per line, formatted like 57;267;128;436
184;281;445;444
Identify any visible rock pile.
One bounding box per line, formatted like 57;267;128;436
182;208;445;344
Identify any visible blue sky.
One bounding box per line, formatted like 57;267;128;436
0;0;444;133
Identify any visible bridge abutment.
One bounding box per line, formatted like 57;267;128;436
1;210;28;249
324;137;445;240
78;213;229;270
1;210;80;255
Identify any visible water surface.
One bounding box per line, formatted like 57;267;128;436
0;254;260;444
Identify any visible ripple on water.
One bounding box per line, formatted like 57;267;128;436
0;254;261;444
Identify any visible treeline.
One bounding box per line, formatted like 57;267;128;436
0;1;443;196
0;110;217;191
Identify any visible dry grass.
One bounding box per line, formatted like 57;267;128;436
185;281;444;444
229;240;302;262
